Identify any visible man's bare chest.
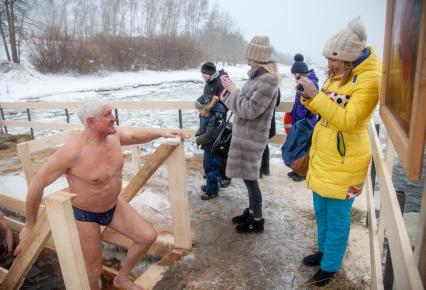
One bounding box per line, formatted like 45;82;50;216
68;145;124;185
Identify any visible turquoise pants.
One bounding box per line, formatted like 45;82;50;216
313;192;354;272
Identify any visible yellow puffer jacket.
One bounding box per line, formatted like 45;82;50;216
303;47;381;199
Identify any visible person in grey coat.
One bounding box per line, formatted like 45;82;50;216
220;35;281;233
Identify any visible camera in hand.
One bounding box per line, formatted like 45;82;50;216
297;84;304;91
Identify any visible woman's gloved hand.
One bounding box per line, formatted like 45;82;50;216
297;76;319;99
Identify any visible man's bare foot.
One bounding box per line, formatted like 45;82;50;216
113;275;144;290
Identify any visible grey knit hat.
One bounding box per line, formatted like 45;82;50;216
244;35;275;63
322;17;367;62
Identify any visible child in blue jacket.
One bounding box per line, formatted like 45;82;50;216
195;95;226;200
289;53;319;181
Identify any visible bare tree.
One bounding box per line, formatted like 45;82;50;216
158;0;180;36
181;0;208;36
0;0;32;63
143;0;158;37
0;4;11;60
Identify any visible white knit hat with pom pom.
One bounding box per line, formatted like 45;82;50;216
322;17;367;62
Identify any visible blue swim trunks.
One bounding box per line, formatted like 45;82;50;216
72;205;116;226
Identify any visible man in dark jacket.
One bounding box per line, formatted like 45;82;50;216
199;62;231;188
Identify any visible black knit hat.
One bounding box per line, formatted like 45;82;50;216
201;62;216;75
291;54;309;74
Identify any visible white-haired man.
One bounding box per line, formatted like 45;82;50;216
15;99;185;290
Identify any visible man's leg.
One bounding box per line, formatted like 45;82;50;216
109;198;157;290
75;221;103;290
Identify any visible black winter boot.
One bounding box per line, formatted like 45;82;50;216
201;185;206;192
302;251;323;267
232;208;251;224
220;178;231;188
287;171;296;178
292;173;306;182
200;192;218;200
311;269;335;287
235;215;264;233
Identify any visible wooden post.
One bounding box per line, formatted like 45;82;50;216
0;268;8;284
0;108;7;134
44;191;90;290
178;109;183;129
383;191;406;290
0;209;51;290
17;141;34;186
119;143;177;202
414;180;426;285
166;141;191;250
26;109;34;139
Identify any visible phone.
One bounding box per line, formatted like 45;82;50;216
296;76;304;91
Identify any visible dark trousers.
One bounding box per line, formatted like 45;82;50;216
204;150;221;194
243;179;262;218
260;144;270;174
219;156;230;180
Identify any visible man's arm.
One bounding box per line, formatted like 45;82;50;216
14;146;76;255
119;128;185;146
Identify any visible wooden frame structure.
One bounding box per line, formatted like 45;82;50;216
366;120;423;289
379;0;426;181
1;100;424;288
0;100;294;145
0;133;191;289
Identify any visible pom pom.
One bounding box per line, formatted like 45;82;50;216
294;53;304;62
348;17;367;42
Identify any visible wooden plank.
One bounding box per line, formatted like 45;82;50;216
0;194;27;214
1;119;286;145
16;141;33;186
119;142;177;202
0;100;294;112
134;249;184;290
0;102;80;110
406;4;426;180
368;121;423;289
385;136;395;170
379;106;409;167
365;171;384;290
0;268;7;284
414;180;426;285
379;0;393;106
1;210;51;290
24;130;77;154
2;120;80;131
44;191;90;290
123;144;140;175
166;141;191;250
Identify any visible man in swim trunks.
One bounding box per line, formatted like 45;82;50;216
14;98;185;290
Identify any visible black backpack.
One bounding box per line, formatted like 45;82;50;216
211;113;233;158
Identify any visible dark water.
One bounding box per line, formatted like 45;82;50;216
0;249;65;290
392;151;426;213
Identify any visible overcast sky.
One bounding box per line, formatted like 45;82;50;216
216;0;387;66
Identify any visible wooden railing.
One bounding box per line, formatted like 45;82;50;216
0;101;294;144
366;120;424;289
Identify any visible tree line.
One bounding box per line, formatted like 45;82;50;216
1;0;249;74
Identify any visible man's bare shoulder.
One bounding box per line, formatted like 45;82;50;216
53;132;85;162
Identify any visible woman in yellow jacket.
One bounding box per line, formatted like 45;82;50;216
297;17;381;286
